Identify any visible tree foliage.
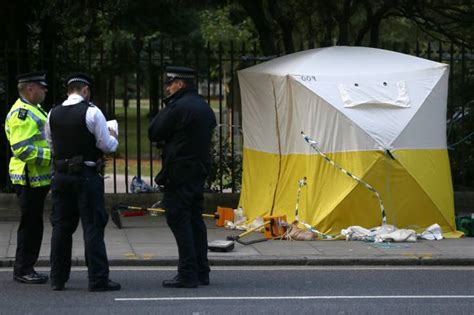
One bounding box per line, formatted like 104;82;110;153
2;1;471;60
236;0;473;55
199;5;255;46
0;0;473;191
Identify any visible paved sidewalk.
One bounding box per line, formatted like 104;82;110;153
1;215;473;267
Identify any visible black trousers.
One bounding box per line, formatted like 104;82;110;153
162;160;210;282
50;168;109;286
13;184;50;276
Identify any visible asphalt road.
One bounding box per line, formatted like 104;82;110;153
0;266;473;314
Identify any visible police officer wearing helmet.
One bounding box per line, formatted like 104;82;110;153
149;66;216;288
45;73;121;291
4;71;51;284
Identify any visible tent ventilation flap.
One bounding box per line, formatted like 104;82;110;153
339;80;411;108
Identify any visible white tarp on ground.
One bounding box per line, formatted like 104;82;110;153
341;223;443;242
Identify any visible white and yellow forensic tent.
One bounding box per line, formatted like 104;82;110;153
238;46;461;237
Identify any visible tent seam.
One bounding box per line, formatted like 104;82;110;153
269;75;283;215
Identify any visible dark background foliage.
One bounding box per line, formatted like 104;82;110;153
0;0;473;191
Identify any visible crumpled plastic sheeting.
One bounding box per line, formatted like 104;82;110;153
341;225;413;242
130;176;160;193
375;228;417;243
418;223;443;240
341;224;443;242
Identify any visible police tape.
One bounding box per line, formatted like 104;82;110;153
293;177;340;240
110;204;219;229
300;132;387;226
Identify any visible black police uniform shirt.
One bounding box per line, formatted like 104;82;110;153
148;86;216;184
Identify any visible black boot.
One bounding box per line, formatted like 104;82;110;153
88;279;121;292
162;276;198;288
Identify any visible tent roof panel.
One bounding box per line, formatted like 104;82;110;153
392;71;448;149
241;46;446;76
290;67;446;150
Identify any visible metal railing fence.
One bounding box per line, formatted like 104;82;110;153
0;39;472;192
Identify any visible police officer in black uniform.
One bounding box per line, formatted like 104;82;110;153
45;73;121;291
149;66;216;288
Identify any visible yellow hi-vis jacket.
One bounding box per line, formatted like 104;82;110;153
4;98;52;187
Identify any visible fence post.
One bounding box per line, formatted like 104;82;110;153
159;38;164;110
230;40;235;192
461;42;466;120
110;42;117;193
448;42;455;126
148;39;154;185
206;42;211;112
218;41;223;192
123;73;129;193
135;41;142;179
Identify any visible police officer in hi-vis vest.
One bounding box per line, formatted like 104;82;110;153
4;72;52;284
45;73;120;292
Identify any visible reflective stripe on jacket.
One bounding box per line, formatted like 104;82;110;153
4;98;52;187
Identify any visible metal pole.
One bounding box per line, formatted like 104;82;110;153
230;40;235;192
136;44;141;178
124;74;129;193
218;41;223;192
148;40;153;185
111;42;117;193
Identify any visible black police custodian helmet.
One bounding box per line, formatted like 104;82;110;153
16;71;48;87
65;73;93;87
164;66;196;85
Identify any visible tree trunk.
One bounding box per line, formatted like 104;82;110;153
336;0;354;45
280;20;295;53
268;2;295;53
369;20;381;47
316;1;335;47
239;0;277;55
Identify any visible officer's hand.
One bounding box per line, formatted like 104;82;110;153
109;127;118;139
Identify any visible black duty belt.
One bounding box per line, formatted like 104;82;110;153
54;156;105;175
54;156;89;174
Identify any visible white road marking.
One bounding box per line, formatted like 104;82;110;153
105;266;474;271
1;266;474;272
115;295;474;301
